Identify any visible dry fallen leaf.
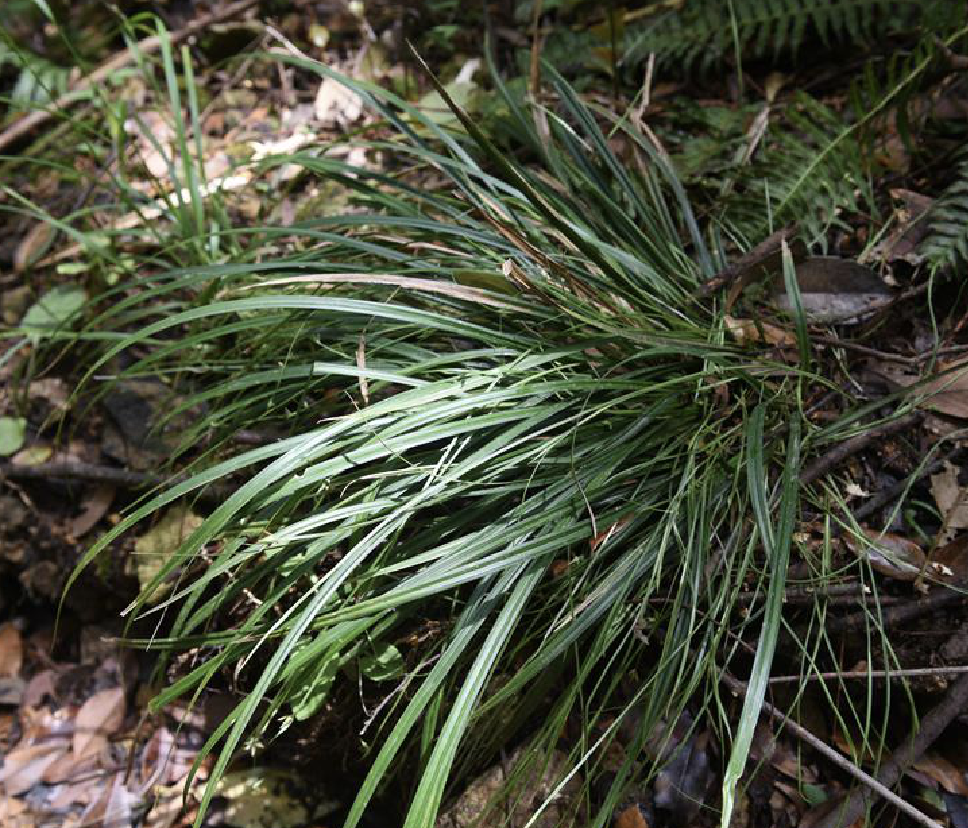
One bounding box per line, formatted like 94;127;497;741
42;748;100;785
47;780;96;809
21;670;56;709
845;529;925;581
771;257;892;323
933;536;968;585
73;687;125;760
860;189;933;266
614;804;650;828
0;794;31;827
14;221;56;272
0;741;69;796
80;771;137;828
871;358;968;419
141;726;195;788
913;753;968;795
68;484;116;539
931;462;968;542
0;624;23;679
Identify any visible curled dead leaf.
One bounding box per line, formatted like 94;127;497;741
845;529;924;581
73;687;125;760
615;804;650;828
931;462;968;543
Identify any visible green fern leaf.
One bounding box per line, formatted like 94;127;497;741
923;153;968;270
724;94;872;243
623;0;929;71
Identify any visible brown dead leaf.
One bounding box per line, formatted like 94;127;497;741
0;794;32;827
933;536;968;584
871;358;968;419
615;804;650;828
0;741;69;796
48;781;96;809
14;221;56;272
590;517;632;553
68;484;116;539
19;703;74;745
845;529;925;581
42;748;100;784
10;445;52;466
861;189;933;266
0;624;23;678
771;257;892;323
73;687;125;760
125;110;178;182
22;670;56;709
141;783;190;828
141;726;196;788
931;462;968;542
913;752;968;795
29;378;71;416
832;728;877;764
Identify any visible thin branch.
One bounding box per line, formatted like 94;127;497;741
769;664;968;684
721;672;940;828
852;457;947;523
812;336;920;365
826;588;964;634
800;413;921;486
0;461;167;488
810;668;968;828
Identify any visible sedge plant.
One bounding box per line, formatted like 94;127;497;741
43;31;935;828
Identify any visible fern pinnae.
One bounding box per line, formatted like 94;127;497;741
622;0;926;72
923;150;968;270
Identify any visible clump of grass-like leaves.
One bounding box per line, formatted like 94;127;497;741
62;52;880;828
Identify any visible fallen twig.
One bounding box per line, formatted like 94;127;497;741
0;0;259;154
0;461;167;488
736;582;896;605
0;460;235;504
800;413;921;486
720;671;940;828
810;661;968;827
768;664;968;684
852;456;947;523
826;587;963;634
813;335;922;365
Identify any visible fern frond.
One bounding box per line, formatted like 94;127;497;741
623;0;929;72
922;152;968;270
723;94;872;244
